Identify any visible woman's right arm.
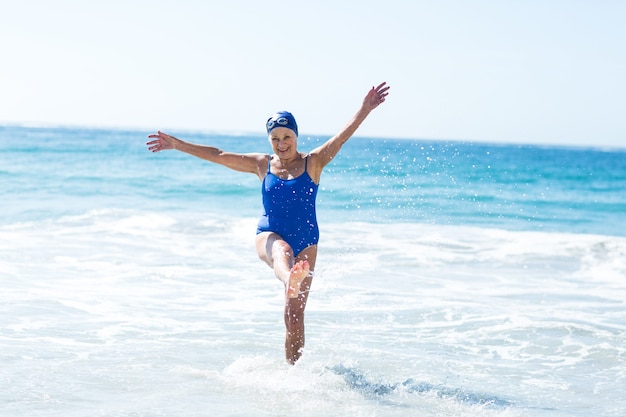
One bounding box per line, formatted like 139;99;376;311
147;130;266;177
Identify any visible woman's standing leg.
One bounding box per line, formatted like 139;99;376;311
283;245;317;363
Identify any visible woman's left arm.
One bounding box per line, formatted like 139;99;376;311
309;82;390;180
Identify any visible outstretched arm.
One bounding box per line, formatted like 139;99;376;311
309;82;390;179
147;131;266;178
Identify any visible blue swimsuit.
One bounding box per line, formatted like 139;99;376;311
256;155;319;256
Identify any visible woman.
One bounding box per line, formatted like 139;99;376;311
147;82;390;363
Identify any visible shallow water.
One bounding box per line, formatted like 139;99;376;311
1;126;625;416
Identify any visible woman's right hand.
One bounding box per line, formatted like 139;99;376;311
146;131;176;152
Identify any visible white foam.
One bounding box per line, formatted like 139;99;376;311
1;210;625;416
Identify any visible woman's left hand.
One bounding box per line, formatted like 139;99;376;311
363;82;390;110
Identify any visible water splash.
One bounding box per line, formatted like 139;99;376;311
331;364;512;408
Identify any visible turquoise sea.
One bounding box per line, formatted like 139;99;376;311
1;125;625;417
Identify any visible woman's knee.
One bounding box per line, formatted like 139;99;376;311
255;232;290;263
271;239;293;260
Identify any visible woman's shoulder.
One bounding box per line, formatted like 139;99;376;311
303;152;323;184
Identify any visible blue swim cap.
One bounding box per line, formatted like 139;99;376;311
266;111;298;136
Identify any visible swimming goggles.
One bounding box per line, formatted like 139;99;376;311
266;117;290;130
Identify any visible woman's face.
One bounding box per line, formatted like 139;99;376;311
268;127;298;159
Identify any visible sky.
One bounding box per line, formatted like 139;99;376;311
1;0;625;148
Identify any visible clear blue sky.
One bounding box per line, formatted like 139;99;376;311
1;0;624;147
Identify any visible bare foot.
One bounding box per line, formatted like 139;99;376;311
287;260;310;298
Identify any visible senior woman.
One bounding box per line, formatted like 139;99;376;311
147;82;390;363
